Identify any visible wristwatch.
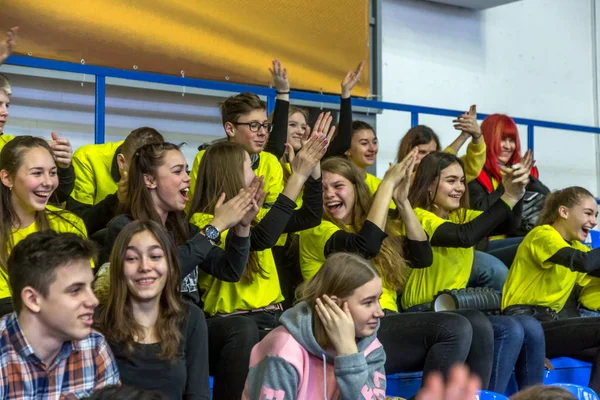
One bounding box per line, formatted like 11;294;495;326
204;225;221;245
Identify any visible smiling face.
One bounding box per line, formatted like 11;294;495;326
1;146;58;217
287;112;308;151
146;149;191;214
322;171;355;224
498;136;517;166
347;129;378;169
558;195;599;242
431;162;466;214
123;230;168;304
342;276;384;338
225;109;269;154
36;259;98;342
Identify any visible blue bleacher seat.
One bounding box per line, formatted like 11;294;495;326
476;390;509;400
386;372;423;398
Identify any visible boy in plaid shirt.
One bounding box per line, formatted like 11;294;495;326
0;230;119;399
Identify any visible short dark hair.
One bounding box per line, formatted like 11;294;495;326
83;385;166;400
7;230;97;312
120;127;165;161
220;92;266;125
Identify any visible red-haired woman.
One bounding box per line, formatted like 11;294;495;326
469;114;550;266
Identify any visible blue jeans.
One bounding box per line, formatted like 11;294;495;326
579;308;600;318
487;315;545;393
470;251;509;291
487;237;524;268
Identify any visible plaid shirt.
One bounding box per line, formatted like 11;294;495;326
0;313;120;399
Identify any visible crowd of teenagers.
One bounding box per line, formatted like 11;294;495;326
1;26;600;400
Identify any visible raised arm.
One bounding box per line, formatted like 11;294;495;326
327;61;365;158
264;59;290;159
0;27;18;66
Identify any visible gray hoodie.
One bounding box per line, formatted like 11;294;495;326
242;301;387;400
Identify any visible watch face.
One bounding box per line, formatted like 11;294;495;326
205;225;219;240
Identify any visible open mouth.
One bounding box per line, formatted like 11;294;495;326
326;202;343;212
136;278;157;286
180;188;189;201
34;191;51;200
79;314;94;326
582;227;592;236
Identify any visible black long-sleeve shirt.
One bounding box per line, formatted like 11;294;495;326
249;177;323;251
324;220;433;268
51;165;76;204
548;247;600;277
106;302;209;400
106;214;251;303
430;200;517;248
264;97;353;160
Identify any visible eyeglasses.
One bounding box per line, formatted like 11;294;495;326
233;121;274;133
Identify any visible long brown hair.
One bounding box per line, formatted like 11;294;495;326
187;141;264;281
408;152;470;223
95;220;184;361
537;186;595;226
296;252;380;349
321;157;408;291
126;142;190;244
0;136;82;270
396;125;441;162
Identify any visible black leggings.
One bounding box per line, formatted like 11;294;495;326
207;316;260;400
542;317;600;394
378;311;482;383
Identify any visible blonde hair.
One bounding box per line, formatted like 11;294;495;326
296;253;379;349
537;186;595;226
321;157;410;292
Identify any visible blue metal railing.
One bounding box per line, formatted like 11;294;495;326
6;54;600;148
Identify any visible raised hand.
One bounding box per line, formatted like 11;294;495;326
269;59;290;94
48;131;73;168
501;150;533;203
0;27;18;65
315;295;358;356
341;60;365;99
384;147;418;188
452;105;481;140
211;187;258;232
393;147;418;205
415;365;481;400
239;176;266;227
287;111;334;177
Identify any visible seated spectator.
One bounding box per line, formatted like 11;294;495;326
67;127;164;235
0;230;119;398
95;220;209;400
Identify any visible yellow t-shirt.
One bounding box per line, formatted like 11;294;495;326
71;141;124;206
282;161;303;209
298;220;398;312
189;212;284;316
0;134;15;153
501;224;591;313
364;173;396;210
443;139;486;183
0;205;88;299
401;207;482;309
580;277;600;311
188;149;284;210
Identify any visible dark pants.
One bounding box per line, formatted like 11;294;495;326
207;316;260;400
377;311;472;382
542;317;600;394
486;237;524;268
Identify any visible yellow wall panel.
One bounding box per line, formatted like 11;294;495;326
3;0;370;96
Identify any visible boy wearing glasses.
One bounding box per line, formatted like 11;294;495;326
188;92;285;210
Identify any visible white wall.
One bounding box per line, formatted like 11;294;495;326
377;0;600;195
